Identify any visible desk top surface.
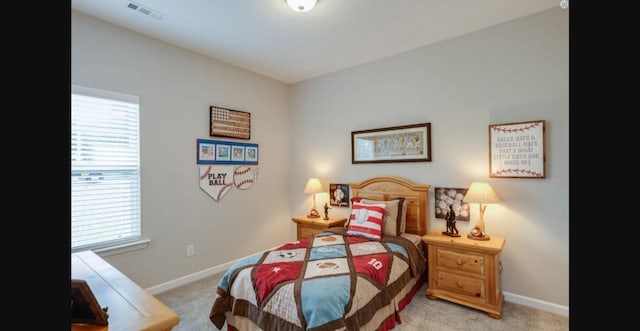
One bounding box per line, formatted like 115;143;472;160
71;251;179;331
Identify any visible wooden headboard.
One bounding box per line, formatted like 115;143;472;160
349;176;430;236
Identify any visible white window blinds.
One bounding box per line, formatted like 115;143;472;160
71;85;141;251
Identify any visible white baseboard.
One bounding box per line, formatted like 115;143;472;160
146;258;239;295
147;255;569;319
503;291;569;317
146;245;280;295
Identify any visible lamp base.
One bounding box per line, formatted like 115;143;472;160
467;225;490;240
467;233;491;241
307;209;320;218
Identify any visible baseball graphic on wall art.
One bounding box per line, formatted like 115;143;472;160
200;165;234;202
233;166;258;190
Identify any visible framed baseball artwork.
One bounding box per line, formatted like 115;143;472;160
197;139;258;165
231;145;245;162
489;120;545;178
329;183;350;207
351;123;431;164
434;187;470;221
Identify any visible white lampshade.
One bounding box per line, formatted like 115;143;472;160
286;0;318;13
304;178;324;218
304;178;324;194
462;182;500;241
462;182;501;204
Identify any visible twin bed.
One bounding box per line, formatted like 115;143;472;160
210;176;431;331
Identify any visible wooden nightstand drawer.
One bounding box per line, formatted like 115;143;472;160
435;270;485;298
300;227;322;240
436;248;485;276
292;215;347;241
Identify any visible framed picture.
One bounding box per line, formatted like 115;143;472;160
245;146;258;162
71;279;109;326
434;187;470;221
197;138;258;165
351;123;431;164
199;141;215;161
210;106;251;140
216;144;231;161
329;183;350;207
231;145;245;162
489;120;545;178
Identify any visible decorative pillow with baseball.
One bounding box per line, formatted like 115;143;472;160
346;201;387;240
361;198;405;237
344;197;363;228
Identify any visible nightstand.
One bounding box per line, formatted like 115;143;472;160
422;231;505;319
292;215;347;240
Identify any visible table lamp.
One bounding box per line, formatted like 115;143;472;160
462;182;501;240
304;178;324;218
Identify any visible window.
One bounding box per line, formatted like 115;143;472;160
71;85;141;252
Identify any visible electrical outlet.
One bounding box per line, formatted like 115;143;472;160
187;244;194;256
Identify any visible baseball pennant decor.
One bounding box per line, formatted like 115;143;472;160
200;166;234;201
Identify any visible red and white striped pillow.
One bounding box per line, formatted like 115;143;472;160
346;201;386;240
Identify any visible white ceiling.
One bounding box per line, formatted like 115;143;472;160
71;0;560;84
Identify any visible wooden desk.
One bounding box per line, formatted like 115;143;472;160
71;251;179;331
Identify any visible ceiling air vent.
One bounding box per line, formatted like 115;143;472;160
127;1;164;20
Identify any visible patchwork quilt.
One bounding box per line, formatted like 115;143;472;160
209;227;426;331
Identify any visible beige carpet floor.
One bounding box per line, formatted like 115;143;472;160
156;273;568;331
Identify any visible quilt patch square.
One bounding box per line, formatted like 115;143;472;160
264;248;307;263
312;234;345;247
309;244;347;260
304;258;349;279
349;241;386;256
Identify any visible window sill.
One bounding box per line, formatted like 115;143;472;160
92;238;151;257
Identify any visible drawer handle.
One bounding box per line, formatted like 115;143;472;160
456;281;463;288
456;259;463;265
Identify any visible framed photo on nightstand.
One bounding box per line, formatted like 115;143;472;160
434;187;470;221
329;183;350;207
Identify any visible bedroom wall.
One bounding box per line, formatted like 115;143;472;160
72;11;292;288
72;6;569;316
288;7;568;313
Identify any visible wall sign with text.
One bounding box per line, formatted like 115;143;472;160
489;120;545;178
199;165;260;202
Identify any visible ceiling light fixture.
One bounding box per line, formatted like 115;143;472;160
285;0;318;13
127;1;164;20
